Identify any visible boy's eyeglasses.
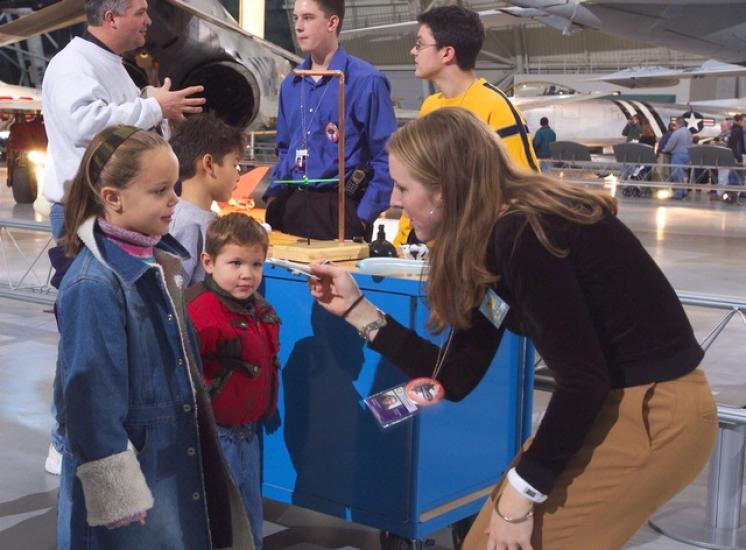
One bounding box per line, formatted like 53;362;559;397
413;41;438;52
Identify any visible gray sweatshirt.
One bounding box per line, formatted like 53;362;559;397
169;200;217;287
663;126;692;155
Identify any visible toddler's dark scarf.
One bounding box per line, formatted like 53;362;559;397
203;273;255;313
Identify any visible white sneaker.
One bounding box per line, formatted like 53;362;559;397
45;443;62;475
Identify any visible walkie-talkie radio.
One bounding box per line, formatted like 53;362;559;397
345;167;368;198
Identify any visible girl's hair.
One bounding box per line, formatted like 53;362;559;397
387;107;617;332
61;126;169;256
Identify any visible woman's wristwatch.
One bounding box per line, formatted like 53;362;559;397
357;309;387;342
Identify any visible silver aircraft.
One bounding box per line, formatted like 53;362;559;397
498;0;746;65
0;0;301;129
512;82;723;149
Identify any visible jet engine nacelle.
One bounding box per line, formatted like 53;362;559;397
122;0;282;130
181;60;260;128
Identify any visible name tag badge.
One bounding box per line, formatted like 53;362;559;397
365;385;419;429
479;288;510;330
294;148;309;173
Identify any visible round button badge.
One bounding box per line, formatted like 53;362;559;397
405;377;445;406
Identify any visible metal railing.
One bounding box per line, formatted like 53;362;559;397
534;292;746;549
543;159;746;202
245;130;278;165
0;218;55;306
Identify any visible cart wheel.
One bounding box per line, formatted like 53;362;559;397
622;187;632;197
379;531;432;550
450;514;476;550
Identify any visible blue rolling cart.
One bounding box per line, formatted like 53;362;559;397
261;266;535;546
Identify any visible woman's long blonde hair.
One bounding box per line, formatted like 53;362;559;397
387;107;617;332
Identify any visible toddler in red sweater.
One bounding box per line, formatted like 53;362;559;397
186;213;279;550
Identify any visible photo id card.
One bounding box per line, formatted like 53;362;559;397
365;385;419;429
479;288;510;330
294;148;309;173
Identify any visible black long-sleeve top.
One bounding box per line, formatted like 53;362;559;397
369;211;703;495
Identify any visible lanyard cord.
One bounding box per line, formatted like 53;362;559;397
300;77;332;151
432;330;454;381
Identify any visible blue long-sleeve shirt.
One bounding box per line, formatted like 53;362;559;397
266;47;397;223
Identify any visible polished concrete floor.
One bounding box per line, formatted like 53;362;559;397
1;172;745;549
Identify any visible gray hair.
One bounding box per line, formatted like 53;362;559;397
85;0;131;25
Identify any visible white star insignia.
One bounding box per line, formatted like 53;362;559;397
684;112;703;130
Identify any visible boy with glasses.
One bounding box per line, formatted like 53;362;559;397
394;5;539;246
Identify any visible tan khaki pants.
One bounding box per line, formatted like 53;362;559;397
464;368;718;550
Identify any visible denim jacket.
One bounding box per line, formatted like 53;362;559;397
54;217;253;550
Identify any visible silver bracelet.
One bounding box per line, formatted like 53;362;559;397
357;309;387;342
496;501;534;524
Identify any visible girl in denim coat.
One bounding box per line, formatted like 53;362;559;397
54;126;253;549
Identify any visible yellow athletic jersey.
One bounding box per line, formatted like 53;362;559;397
393;78;539;247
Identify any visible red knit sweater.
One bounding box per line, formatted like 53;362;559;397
186;284;280;426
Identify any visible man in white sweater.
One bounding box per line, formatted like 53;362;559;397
42;0;205;475
42;0;205;237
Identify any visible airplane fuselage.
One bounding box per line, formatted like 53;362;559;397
522;98;722;148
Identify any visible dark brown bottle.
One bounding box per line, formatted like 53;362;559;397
369;225;397;257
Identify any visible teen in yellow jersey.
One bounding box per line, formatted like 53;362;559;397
394;6;539;247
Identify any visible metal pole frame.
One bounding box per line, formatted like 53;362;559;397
292;69;346;242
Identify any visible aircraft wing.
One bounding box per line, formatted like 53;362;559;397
340;9;523;39
0;80;42;114
589;61;746;88
513;90;614;109
502;1;746;64
0;98;42;112
686;98;746;116
0;0;299;129
0;0;85;48
163;0;301;63
0;0;301;64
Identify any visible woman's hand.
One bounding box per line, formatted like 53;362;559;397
485;483;535;550
308;261;363;317
308;261;383;337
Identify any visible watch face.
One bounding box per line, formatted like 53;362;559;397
405;377;445;406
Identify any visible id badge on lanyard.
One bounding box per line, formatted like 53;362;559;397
365;289;509;430
294;148;309;173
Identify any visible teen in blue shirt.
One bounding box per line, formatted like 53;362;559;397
264;0;397;240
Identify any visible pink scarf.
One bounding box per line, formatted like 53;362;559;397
97;218;161;259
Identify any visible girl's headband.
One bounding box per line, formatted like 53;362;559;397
89;126;141;184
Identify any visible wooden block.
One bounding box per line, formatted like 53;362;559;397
211;211;368;262
269;240;369;263
269;232;308;246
